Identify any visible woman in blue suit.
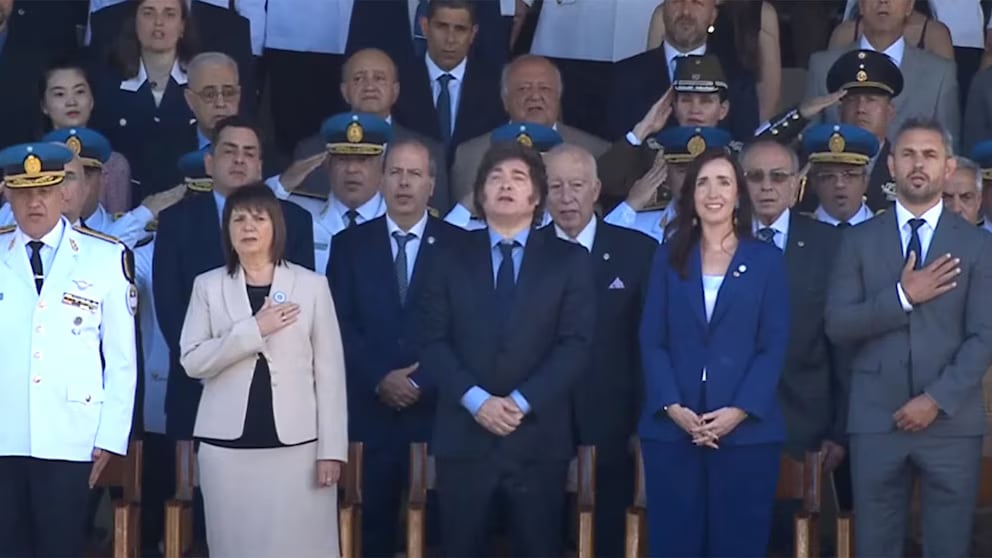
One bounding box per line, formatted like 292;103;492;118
639;148;790;557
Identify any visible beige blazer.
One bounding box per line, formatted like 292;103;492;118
179;262;348;462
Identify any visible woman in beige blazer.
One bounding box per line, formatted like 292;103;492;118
179;184;348;557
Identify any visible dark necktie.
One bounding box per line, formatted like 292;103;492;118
756;227;777;245
412;0;429;58
393;231;414;305
906;218;926;270
345;209;359;228
28;240;44;294
495;241;518;322
436;73;454;144
836;222;851;229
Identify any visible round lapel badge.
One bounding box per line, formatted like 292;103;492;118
273;291;287;304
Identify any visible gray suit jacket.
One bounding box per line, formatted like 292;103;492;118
805;43;960;147
291;121;452;213
963;67;992;152
450;124;610;205
824;209;992;437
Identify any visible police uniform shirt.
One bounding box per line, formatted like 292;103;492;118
133;239;168;435
0;203;11;228
814;203;874;227
0;217;137;461
554;215;596;252
983;220;992;235
267;0;352;54
81;204;154;250
752;208;791;251
311;192;386;274
530;0;659;62
603;201;674;244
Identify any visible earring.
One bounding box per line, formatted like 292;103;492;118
707;25;715;34
692;216;699;227
733;209;739;226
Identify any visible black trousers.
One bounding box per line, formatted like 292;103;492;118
592;452;635;558
0;456;91;558
437;454;568;557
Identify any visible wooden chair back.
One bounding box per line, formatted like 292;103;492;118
624;438;647;558
775;451;823;558
164;440;197;558
95;439;143;558
339;442;364;558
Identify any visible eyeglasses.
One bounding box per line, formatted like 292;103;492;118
810;169;866;185
192;85;241;104
744;169;794;184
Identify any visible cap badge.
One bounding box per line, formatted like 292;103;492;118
687;135;707;156
856;70;868;82
691;73;701;80
346;122;364;144
23;154;41;175
516;133;533;147
828;132;846;153
66;136;82;156
857;51;867;59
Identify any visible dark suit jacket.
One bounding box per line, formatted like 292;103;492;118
419;227;595;461
393;54;506;164
964;66;992;152
291;122;451;212
328;215;465;447
88;0;257;116
153;193;315;439
605;46;760;142
638;240;790;445
779;213;847;457
346;0;417;71
554;222;656;458
825;209;992;437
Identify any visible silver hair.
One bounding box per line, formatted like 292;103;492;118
383;138;436;178
544;143;598;176
953;156;983;194
187;52;240;83
738;140;800;173
500;55;564;101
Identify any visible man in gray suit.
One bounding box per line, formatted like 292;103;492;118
448;54;609;216
825;117;992;558
804;0;959;147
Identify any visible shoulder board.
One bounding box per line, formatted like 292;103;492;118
145;220;158;232
135;235;154;249
112;212;126;221
798;211;817;219
0;225;14;235
74;226;124;245
292;190;329;201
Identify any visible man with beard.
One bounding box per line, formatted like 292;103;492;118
825;117;992;557
803;124;877;228
969;141;992;234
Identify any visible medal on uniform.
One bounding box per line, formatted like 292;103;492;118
273;291;287;304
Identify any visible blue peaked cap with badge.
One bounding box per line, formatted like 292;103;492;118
490;122;563;152
41;127;112;169
653;126;732;164
178;148;212;192
802;123;879;166
320;112;392;155
970;140;992;181
0;142;74;189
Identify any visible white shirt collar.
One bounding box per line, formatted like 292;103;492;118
859;35;906;67
18;216;66;249
425;54;467;83
386;211;429;239
815;203;874;226
663;41;707;72
554;216;597;252
332;192;384;223
754;208;791;236
894;199;943;231
120;58;189;92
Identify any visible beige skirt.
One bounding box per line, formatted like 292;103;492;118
198;441;340;558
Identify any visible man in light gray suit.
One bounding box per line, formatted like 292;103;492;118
449;55;609;217
804;0;959;147
825;117;992;557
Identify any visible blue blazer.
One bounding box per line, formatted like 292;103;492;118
327;215;465;447
638;240;790;445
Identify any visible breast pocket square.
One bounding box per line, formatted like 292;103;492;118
608;277;625;290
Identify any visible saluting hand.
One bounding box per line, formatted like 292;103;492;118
141;183;188;217
278;152;328;193
798;89;847;120
475;397;523;437
316;460;342;488
255;296;301;337
89;448;113;489
626;150;668;211
901;252;960;305
632;87;674;142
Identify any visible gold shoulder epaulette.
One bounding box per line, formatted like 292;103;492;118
292;190;329;201
74;226;123;245
0;225;15;235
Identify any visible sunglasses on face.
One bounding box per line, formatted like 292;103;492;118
744;169;794;184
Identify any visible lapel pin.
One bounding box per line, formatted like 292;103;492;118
119;118;127;127
273;291;287;304
73;317;82;326
733;271;740;278
427;236;436;245
737;264;747;274
72;280;91;290
69;239;79;252
797;241;805;248
603;252;610;261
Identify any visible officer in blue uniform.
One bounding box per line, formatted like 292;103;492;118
444;122;558;231
802;124;878;228
970;141;992;234
605;126;733;243
0;142;137;558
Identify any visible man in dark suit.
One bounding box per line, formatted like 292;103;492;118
154;116;315;441
88;0;257;116
825;117;992;557
393;0;505;166
543;143;655;557
288;48;451;212
605;0;758;143
328;138;463;557
419;141;594;556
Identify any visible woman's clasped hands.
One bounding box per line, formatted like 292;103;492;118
666;404;748;449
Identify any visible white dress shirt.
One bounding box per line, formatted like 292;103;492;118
554;216;597;252
443;203;487;231
530;0;658;62
814;203;874;227
894;199;943;310
268;0;353;54
426;55;467;136
133;240;169;435
860;35;906;67
604;201;673;243
119;59;188;92
18;219;65;277
309;193;386;273
386;212;428;284
753;208;791;251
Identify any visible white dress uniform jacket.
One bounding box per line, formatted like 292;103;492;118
134;240;169;435
0;202;153;250
0;219;137;461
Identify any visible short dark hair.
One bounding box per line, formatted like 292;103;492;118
37;55;93;134
221;183;287;275
110;0;199;79
893;116;954;156
426;0;476;24
384;138;436;178
667;148;754;278
211;115;263;156
472;141;548;226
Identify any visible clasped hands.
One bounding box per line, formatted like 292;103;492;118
377;363;420;410
475;397;524;437
666;404;747;449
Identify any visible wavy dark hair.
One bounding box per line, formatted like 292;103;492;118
110;0;199;79
667;148;754;278
472;141;548;227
